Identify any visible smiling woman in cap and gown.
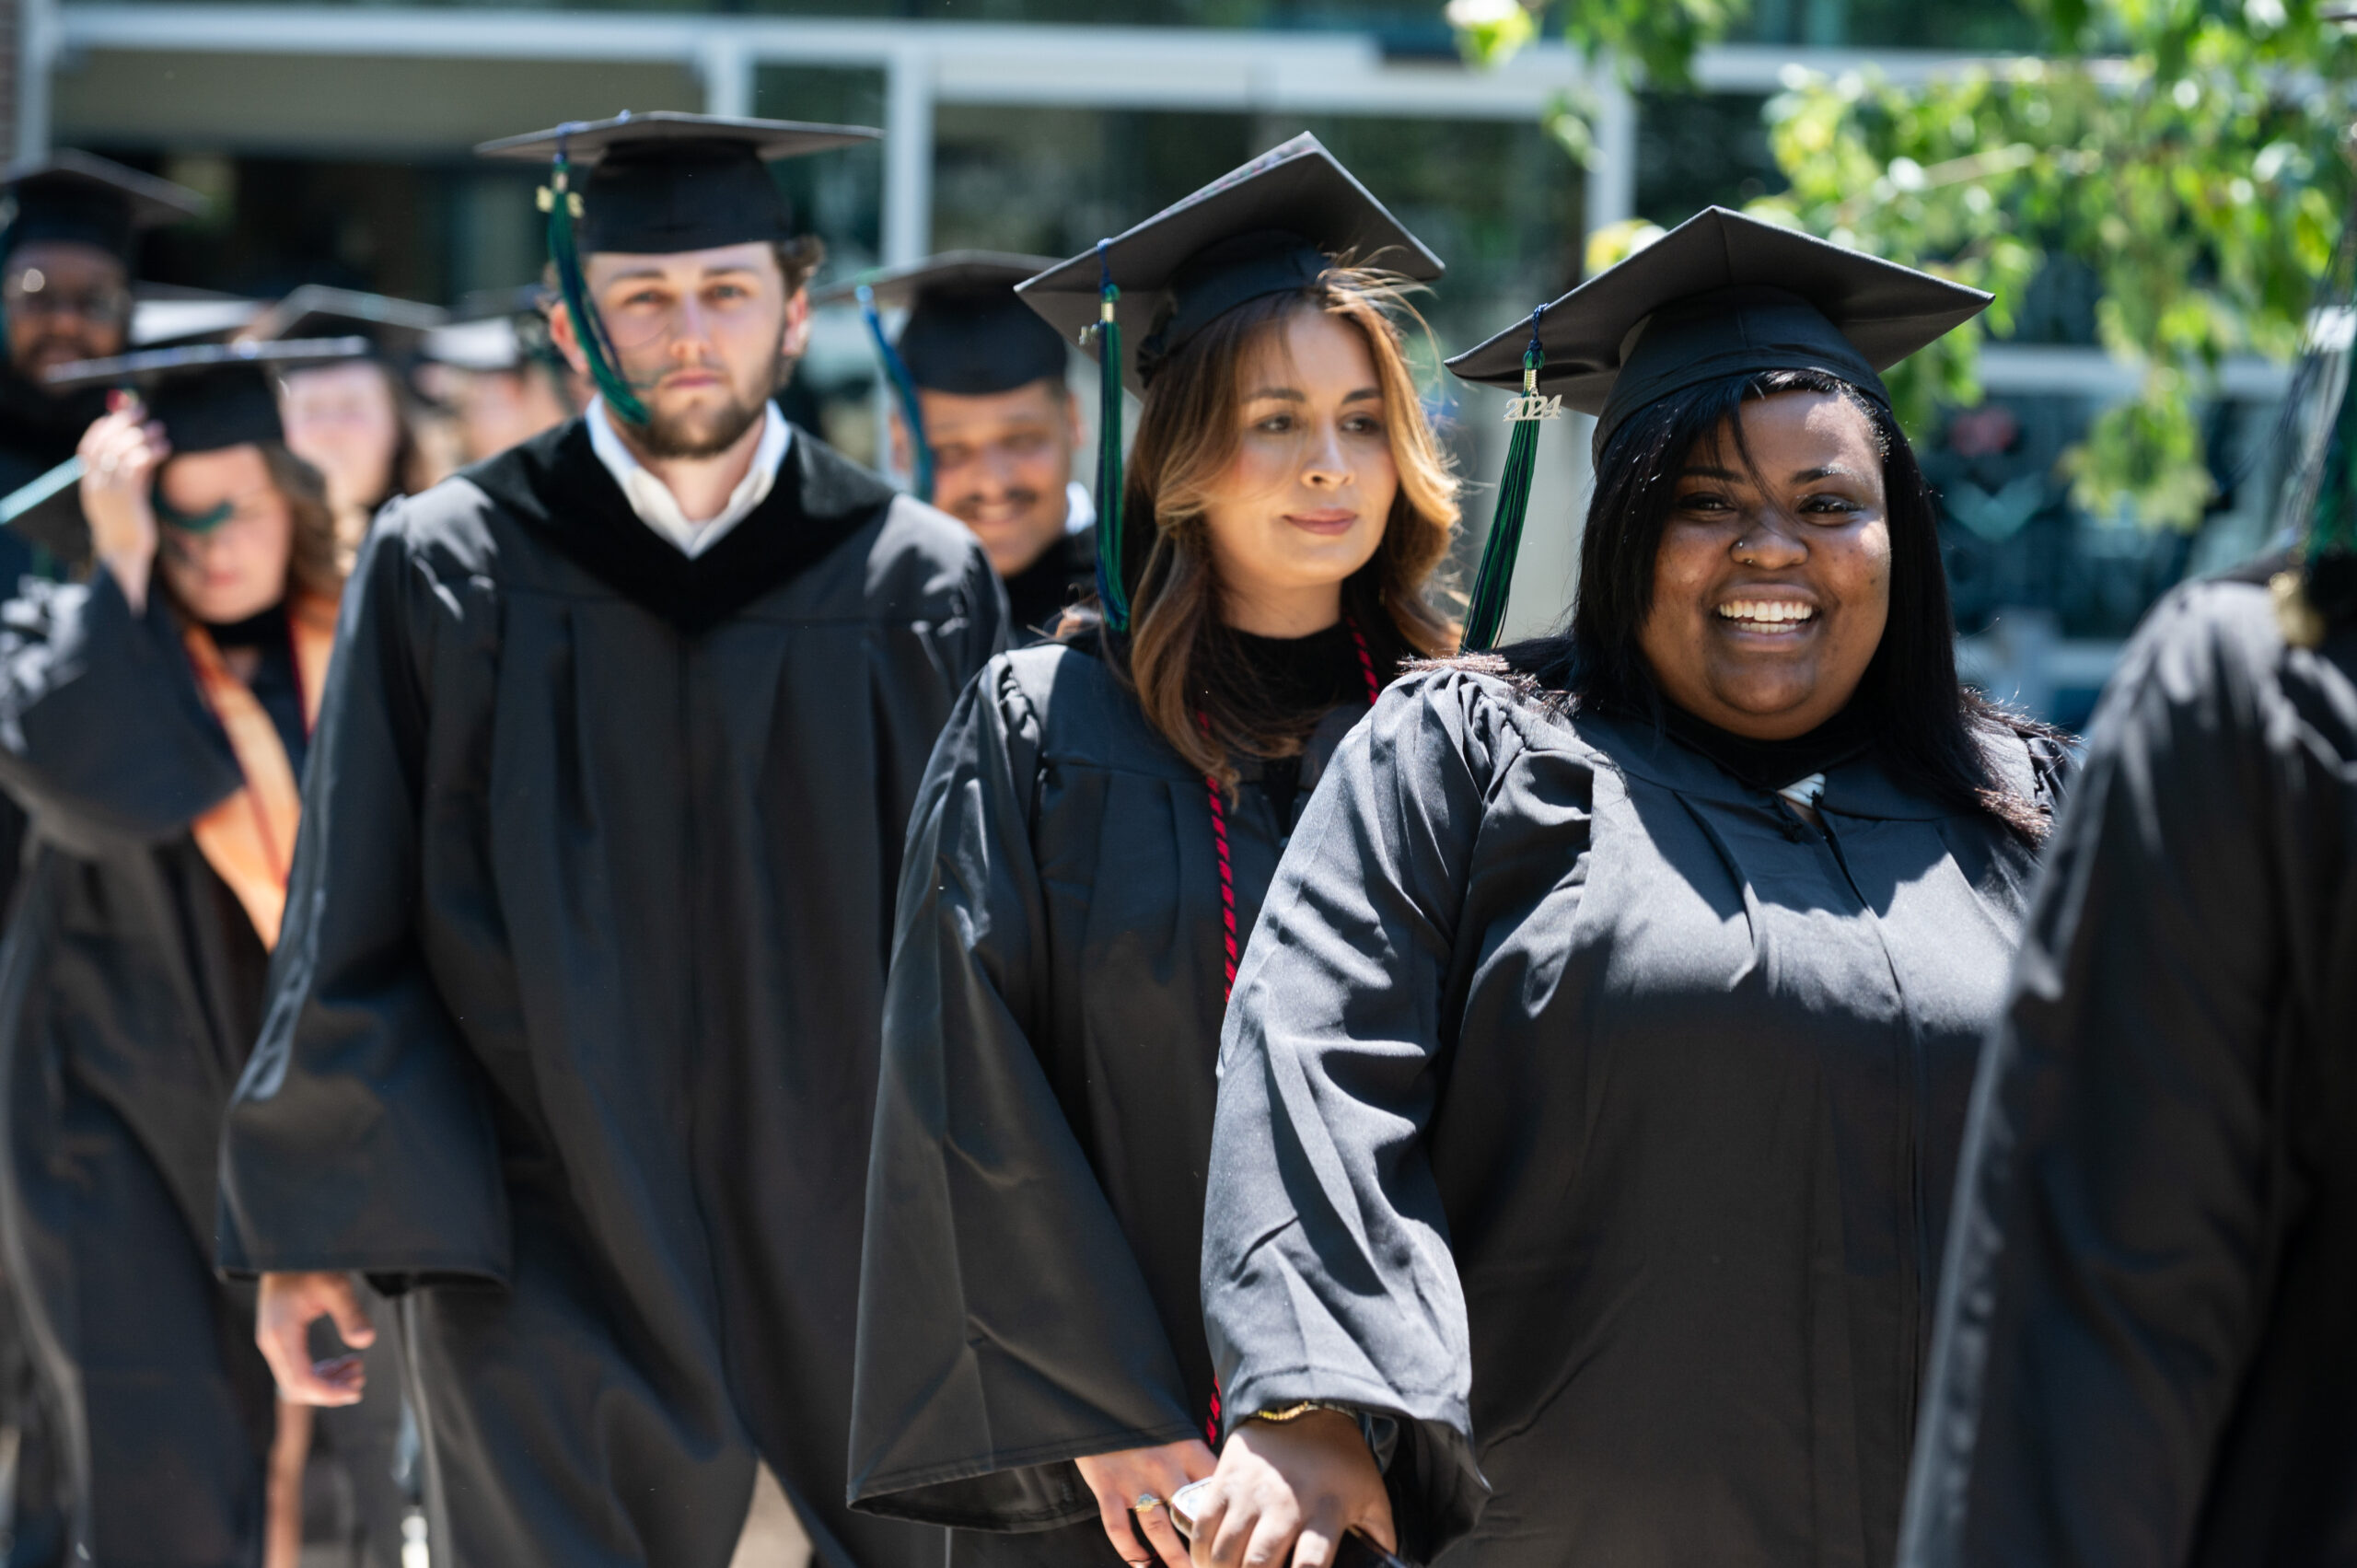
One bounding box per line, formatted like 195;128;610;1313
1184;208;2071;1568
846;134;1458;1568
213;112;1004;1568
823;250;1097;640
0;341;380;1568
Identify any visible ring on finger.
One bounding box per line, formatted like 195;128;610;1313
1133;1493;1163;1514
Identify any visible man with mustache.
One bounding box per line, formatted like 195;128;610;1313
832;252;1094;641
0;153;204;572
219;113;1004;1568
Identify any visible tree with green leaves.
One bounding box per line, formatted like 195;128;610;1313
1452;0;2357;530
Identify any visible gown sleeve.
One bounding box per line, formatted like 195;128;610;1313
1202;670;1534;1561
1898;587;2293;1568
216;511;509;1284
849;654;1199;1531
0;568;241;839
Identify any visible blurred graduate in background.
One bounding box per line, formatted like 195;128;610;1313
0;153;205;574
415;286;582;466
826;251;1094;640
239;285;451;552
0;342;406;1568
1897;244;2357;1568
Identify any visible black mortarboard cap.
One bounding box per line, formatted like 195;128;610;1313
1445;206;1989;653
419;286;558;372
2;150;204;266
1017;133;1443;398
1447;206;1991;459
239;285;450;366
0;337;361;549
132;286;264;348
45;338;370;452
475;111;879;255
818;251;1067;395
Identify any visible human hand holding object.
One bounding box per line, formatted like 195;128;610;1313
75;394;168;613
1178;1410;1394;1568
1076;1437;1218;1568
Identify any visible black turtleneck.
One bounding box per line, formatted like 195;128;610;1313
1228;620;1384;824
1657;699;1873;795
204;603;308;776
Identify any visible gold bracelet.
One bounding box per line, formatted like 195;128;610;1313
1247;1400;1357;1424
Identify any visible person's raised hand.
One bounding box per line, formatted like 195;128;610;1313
1075;1437;1218;1568
255;1271;375;1407
76;393;168;612
1186;1411;1390;1568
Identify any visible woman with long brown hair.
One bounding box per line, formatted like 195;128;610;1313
0;345;399;1568
847;136;1455;1568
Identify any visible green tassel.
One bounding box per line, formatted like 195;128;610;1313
1092;240;1130;633
543;142;649;427
859;285;934;503
1460;316;1552;654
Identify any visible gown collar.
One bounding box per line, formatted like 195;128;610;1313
463;413;898;635
1580;703;1957;822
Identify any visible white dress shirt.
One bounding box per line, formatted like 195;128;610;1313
585;396;793;559
1062;480;1097;535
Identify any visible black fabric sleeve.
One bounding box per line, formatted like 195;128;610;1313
849;656;1197;1529
216;512;509;1284
1201;671;1534;1562
0;568;239;841
1898;590;2292;1568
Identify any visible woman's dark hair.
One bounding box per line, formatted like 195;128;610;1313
1488;366;2056;842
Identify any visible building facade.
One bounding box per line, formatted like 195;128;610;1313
9;0;2284;713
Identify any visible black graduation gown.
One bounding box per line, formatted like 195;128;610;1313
216;416;1006;1568
0;368;95;912
1897;573;2357;1568
1201;668;2062;1567
1001;526;1096;646
0;577;327;1566
849;621;1406;1565
0;368;97;570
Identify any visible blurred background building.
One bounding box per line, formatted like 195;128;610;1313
0;0;2294;725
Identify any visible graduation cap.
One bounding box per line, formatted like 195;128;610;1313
239;284;450;368
1015;134;1444;632
418;286;572;405
1;338;366;544
1444;206;1991;652
2;150;204;267
420;285;556;372
476;111;881;425
814;250;1066;503
131;286;265;348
